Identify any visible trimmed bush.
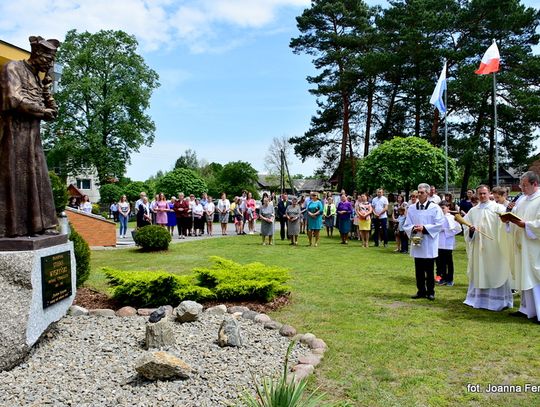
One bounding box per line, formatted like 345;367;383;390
103;268;214;307
133;225;172;251
194;256;291;302
69;225;91;288
103;256;290;306
49;171;68;215
91;203;100;215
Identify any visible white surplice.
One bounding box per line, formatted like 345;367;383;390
403;201;444;259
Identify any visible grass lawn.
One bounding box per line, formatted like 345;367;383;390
89;234;540;406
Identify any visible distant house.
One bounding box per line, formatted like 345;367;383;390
498;167;521;191
66;169;101;203
257;174;330;197
529;159;540;177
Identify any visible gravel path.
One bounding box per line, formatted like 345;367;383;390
0;313;310;407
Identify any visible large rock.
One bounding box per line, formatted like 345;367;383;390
145;318;176;349
116;306;137;317
217;317;243;347
279;324;297;337
241;310;259;320
135;351;191;380
254;314;272;324
174;301;203;323
227;305;249;314
69;305;89;316
0;239;76;372
149;306;167;323
205;304;227;315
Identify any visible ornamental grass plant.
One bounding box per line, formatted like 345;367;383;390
239;341;327;407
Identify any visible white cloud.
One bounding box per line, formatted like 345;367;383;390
0;0;310;53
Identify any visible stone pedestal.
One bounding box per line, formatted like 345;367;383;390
0;235;76;371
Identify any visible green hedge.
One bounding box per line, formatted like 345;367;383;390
194;257;291;302
103;268;214;307
103;256;290;306
133;225;172;251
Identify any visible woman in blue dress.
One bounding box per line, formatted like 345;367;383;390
306;191;324;247
166;197;177;237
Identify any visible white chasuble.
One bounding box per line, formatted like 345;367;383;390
464;201;511;289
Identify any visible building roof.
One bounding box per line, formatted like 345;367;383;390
257;174;328;192
0;39;30;66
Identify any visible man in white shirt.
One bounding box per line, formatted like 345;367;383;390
371;188;389;247
404;183;445;300
428;186;442;204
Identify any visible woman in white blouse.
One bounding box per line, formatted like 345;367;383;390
217;193;231;236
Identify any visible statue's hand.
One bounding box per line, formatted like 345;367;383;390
43;108;57;121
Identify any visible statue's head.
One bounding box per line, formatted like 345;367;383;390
28;36;60;72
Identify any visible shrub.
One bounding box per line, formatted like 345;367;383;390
103;268;214;307
103;257;291;306
49;171;68;215
91;203;100;215
194;256;290;302
69;225;91;288
133;225;172;251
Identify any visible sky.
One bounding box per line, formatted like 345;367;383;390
1;0;539;181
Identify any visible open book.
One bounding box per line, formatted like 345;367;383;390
499;212;522;223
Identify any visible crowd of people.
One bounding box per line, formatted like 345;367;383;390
99;172;539;324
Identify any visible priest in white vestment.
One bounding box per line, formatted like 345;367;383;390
463;185;513;311
404;183;445;300
505;171;540;323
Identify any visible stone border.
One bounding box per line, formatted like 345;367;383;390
68;303;328;383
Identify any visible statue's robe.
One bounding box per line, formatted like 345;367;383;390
0;60;57;237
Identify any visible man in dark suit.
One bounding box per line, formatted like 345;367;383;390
277;193;291;240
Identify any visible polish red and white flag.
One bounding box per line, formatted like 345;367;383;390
475;40;500;75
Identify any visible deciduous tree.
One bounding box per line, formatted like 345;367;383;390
356;137;457;194
44;30;159;185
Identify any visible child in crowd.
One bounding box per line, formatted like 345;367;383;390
436;201;462;286
397;206;408;254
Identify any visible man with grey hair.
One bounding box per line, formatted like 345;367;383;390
504;171;540;323
404;183;445;300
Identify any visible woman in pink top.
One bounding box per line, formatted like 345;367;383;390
245;191;257;234
155;193;169;227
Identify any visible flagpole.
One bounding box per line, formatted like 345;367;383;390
493;72;499;186
444;60;448;193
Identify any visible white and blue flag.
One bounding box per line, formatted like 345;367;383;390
430;61;447;115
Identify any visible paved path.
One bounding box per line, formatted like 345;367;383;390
107;222;273;249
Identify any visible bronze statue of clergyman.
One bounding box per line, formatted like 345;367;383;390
0;36;61;238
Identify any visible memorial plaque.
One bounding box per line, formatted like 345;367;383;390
41;251;72;308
